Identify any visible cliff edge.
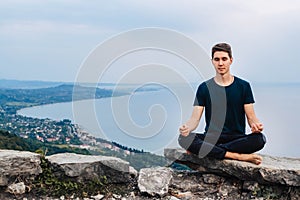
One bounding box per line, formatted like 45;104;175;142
164;148;300;187
0;149;299;199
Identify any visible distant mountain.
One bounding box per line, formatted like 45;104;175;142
0;79;67;89
0;84;126;114
0;80;161;114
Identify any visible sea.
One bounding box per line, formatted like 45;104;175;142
18;83;300;158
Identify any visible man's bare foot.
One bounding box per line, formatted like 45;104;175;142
225;152;263;165
238;153;263;165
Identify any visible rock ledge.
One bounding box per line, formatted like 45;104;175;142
46;153;135;183
0;150;42;186
164;148;300;186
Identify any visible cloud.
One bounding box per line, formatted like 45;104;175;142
0;20;105;37
238;0;300;15
0;0;299;82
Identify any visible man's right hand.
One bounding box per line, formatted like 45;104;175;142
179;124;190;137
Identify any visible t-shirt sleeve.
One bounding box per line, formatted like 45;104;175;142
244;82;255;104
193;83;207;106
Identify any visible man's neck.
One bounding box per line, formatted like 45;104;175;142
214;74;234;86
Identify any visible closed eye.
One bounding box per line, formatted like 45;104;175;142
222;57;228;61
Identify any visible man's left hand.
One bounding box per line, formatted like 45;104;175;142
251;123;263;133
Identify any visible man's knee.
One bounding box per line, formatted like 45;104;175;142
178;135;189;149
255;133;267;149
178;134;196;150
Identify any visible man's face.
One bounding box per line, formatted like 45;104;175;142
212;51;233;76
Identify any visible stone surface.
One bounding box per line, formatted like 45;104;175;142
46;153;133;183
169;169;300;199
90;194;104;200
1;149;299;199
169;170;241;199
242;181;260;192
202;174;225;184
0;150;42;186
164;148;300;186
138;167;173;197
129;166;138;178
6;182;26;195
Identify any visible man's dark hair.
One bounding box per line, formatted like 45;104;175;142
212;43;232;59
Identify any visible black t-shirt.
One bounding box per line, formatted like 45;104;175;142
194;76;255;135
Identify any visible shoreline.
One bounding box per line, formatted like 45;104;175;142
11;85;300;159
15;90;164;155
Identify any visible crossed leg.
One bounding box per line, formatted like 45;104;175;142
178;133;266;165
220;133;266;164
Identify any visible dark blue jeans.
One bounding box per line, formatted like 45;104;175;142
178;132;266;159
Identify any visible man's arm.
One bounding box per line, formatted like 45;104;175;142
179;106;204;136
244;103;263;133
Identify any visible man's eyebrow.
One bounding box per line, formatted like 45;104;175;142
214;56;228;58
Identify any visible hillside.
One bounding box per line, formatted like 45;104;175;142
0;80;168;171
0;84;126;114
0;129;89;155
0;129;169;170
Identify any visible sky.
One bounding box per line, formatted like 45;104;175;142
0;0;300;83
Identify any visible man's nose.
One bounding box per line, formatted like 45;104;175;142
218;60;223;65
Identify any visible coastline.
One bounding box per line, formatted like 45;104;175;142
10;84;300;159
15;89;165;156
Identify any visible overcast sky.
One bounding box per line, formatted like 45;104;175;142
0;0;300;83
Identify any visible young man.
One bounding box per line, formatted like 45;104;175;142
178;43;266;165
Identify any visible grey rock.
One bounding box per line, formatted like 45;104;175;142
242;181;260;191
6;182;26;195
129;166;138;178
0;150;42;186
169;170;241;199
112;193;121;199
164;148;300;186
202;174;224;184
46;153;133;183
138;167;173;197
90;194;105;200
170;172;204;192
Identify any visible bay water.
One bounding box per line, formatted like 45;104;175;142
18;83;300;158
